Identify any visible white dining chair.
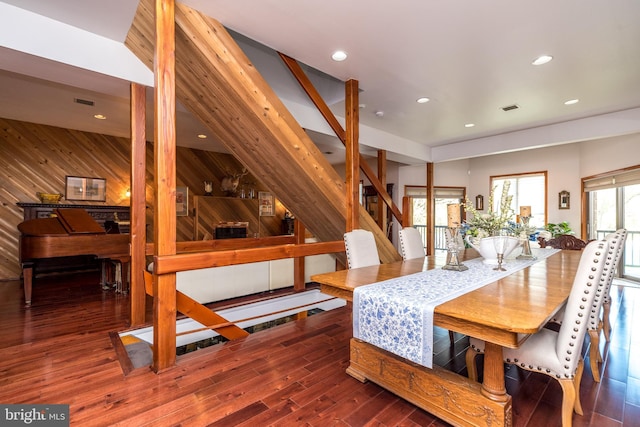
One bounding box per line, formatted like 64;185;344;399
398;227;425;260
344;229;380;269
465;239;609;427
547;229;626;382
602;229;628;344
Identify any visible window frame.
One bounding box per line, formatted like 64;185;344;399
490;171;548;228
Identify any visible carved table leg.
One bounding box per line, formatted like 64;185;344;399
481;342;509;402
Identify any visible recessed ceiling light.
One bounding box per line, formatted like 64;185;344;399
331;50;347;61
416;97;430;104
197;134;207;139
93;114;107;120
532;55;553;66
564;99;579;105
464;123;475;128
375;111;384;117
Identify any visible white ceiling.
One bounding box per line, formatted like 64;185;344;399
1;0;640;164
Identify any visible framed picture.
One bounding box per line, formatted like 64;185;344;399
65;176;106;202
176;186;189;216
559;190;570;209
258;191;274;216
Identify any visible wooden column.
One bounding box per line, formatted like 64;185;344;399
345;79;360;232
426;162;434;256
293;219;305;291
377;150;387;234
152;0;177;372
130;83;147;326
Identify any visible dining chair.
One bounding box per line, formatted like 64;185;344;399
465;239;608;427
600;229;627;344
398;227;426;260
547;229;626;382
344;229;380;269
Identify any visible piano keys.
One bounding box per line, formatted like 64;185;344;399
18;208;130;305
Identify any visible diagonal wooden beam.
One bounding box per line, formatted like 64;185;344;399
144;272;249;340
278;52;403;226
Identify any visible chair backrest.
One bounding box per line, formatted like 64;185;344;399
599;228;627;307
344;229;380;269
540;234;588;250
555;240;608;376
588;230;626;330
399;227;425;260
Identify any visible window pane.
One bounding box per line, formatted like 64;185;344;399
491;173;546;229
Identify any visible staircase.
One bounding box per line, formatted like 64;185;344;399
125;0;401;264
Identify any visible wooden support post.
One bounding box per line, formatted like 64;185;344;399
130;83;147;326
345;79;360;232
293;219;305;292
377;150;387;234
152;0;177;372
426;162;434;256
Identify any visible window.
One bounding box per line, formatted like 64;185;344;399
491;172;547;228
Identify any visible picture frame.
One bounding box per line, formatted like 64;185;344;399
65;176;106;202
475;194;484;211
559;190;570;210
258;191;274;216
176;186;189;216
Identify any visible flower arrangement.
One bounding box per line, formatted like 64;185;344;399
462;181;514;239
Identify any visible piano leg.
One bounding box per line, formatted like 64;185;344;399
22;262;33;306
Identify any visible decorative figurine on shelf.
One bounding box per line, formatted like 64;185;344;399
443;203;468;271
220;168;248;196
204;181;213;196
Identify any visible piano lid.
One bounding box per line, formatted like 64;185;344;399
18;208;106;236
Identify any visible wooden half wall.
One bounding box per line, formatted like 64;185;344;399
125;0;400;265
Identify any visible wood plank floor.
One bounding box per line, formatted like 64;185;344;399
0;271;638;426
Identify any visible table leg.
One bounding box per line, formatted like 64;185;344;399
22;263;33;306
481;341;509;402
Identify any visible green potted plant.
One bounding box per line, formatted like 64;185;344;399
544;221;573;238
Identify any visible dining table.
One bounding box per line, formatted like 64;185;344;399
311;247;583;427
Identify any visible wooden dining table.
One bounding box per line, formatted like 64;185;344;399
311;248;583;427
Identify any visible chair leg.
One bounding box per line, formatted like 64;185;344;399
448;330;455;344
558;378;577;427
603;301;612;341
573;359;585;416
465;348;479;382
588;329;602;382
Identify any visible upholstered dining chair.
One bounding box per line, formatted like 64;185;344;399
548;230;626;382
466;239;608;427
344;229;380;269
398;227;426;260
599;229;627;341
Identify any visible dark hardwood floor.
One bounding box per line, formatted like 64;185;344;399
0;270;638;426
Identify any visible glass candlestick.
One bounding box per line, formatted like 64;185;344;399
516;216;537;260
493;233;507;271
443;226;468;271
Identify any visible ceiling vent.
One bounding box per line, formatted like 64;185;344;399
501;104;519;112
74;98;94;106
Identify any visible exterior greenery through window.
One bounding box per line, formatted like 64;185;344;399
491;172;547;229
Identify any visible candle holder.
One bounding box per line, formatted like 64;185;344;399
517;216;537;260
443;226;468;271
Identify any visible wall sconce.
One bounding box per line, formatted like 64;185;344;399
475;194;484;210
125;188;131;198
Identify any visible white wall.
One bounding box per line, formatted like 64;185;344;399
399;132;640;238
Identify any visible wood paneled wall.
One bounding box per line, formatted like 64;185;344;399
0;117;283;280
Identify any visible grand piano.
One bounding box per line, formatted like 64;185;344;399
18;208;130;305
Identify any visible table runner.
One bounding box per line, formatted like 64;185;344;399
353;248;560;369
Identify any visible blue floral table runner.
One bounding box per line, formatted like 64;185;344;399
353;248;560;368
